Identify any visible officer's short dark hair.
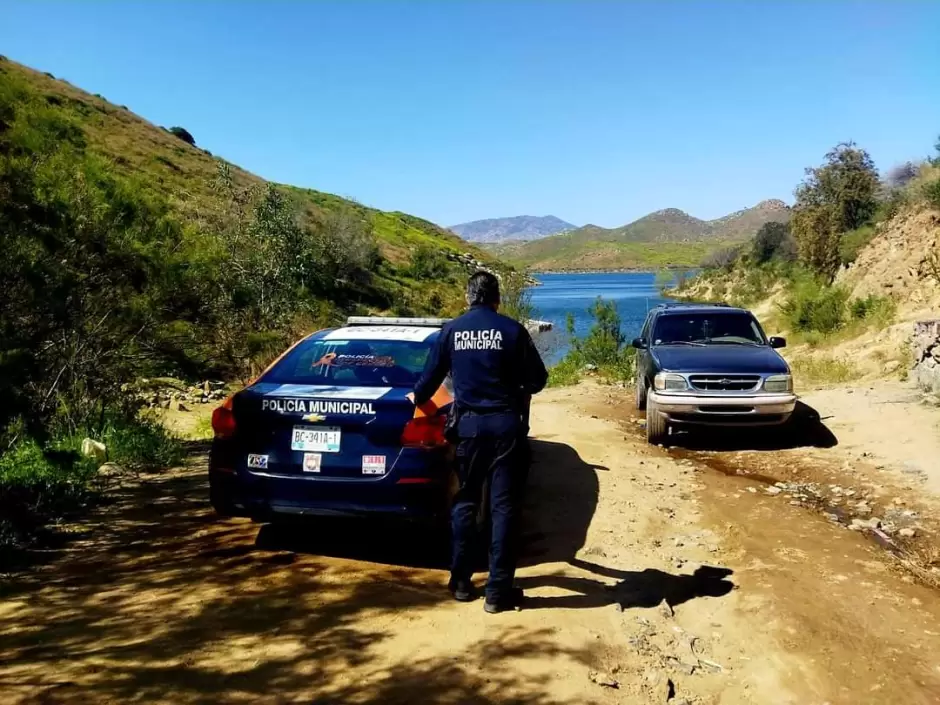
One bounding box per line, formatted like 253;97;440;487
466;271;500;307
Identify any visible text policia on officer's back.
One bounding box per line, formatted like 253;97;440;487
453;329;504;351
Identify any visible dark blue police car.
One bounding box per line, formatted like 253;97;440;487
208;317;456;523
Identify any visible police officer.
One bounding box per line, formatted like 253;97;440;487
413;271;548;613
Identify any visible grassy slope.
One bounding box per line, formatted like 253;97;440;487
4;60;482;275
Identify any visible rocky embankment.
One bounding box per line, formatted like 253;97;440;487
913;319;940;397
133;378;228;411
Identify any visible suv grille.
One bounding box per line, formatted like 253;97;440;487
688;374;760;392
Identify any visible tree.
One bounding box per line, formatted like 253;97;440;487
791;142;879;280
751;221;796;265
168;126;195;146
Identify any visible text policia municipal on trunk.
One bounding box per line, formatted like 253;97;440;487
261;399;377;415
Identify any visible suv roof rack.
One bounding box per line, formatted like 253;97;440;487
345;316;450;327
653;301;731;310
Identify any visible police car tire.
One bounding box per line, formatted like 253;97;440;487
209;488;238;518
646;398;669;445
635;376;648;411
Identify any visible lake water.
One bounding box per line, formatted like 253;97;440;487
529;272;675;364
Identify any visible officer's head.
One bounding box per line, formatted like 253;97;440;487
466;271;500;310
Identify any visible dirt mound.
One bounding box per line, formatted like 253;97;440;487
839;208;940;310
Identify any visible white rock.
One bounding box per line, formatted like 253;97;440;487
81;438;107;462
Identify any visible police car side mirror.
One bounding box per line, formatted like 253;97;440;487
631;337;648;350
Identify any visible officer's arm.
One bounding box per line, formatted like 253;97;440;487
520;329;548;395
413;327;451;406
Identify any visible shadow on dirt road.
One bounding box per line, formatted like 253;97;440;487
0;466;602;704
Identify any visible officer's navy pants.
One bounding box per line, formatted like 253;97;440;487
450;410;526;601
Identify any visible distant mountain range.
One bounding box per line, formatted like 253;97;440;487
489;200;791;271
449;215;576;244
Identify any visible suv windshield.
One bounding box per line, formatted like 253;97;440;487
261;338;432;387
652;312;766;346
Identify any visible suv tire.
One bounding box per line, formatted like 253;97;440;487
635;376;648;411
646;398;669;445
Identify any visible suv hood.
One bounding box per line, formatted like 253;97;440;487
652;345;789;375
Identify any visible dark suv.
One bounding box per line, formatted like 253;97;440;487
632;303;796;444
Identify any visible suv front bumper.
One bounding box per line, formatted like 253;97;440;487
648;391;797;426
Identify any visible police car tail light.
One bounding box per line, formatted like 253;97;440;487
212;397;237;439
401;415;447;448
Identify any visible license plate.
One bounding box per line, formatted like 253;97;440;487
291;426;341;453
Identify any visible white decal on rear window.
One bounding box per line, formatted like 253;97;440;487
323;326;436;342
263;384;392;400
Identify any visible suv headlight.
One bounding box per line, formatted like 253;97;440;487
763;374;793;393
654;372;688;392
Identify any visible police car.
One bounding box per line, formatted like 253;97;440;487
208;317;456;524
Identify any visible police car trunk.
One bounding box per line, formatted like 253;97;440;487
209;317;454;520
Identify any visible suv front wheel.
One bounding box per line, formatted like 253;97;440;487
635;375;648;411
646;397;669;445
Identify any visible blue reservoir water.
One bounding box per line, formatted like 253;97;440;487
529;272;675;364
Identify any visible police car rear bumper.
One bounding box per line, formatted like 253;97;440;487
648;391;797;426
208;468;451;523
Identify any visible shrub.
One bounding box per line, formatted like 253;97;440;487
701;245;740;271
752;221;796;265
849;294;896;326
923;176;940;210
407;245;449;281
779;279;849;334
0;438;96;551
551;299;635;386
839;224;877;265
168;126;196;146
500;270;535;324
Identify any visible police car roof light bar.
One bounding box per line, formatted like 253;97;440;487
345;316;451;327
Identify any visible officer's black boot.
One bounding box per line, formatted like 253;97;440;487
448;577;478;602
483;586;524;613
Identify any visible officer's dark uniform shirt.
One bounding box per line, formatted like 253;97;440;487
413;305;548;412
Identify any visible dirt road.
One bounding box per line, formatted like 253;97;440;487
2;384;940;704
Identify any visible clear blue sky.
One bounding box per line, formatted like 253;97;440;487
2;1;938;227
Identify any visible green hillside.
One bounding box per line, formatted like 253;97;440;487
0;56;490;449
500;200;791;271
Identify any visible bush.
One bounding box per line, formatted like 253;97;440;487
701;246;740;271
168;126;195;146
752;222;796;265
551;299;635;386
407;245;449;281
0;438;96;552
839;224;877;265
779;278;849;334
849;294;896;326
923;176;940;210
500;270;534;324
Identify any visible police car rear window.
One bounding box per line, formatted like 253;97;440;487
261;338;432;387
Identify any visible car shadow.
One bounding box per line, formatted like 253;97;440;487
668;400;838;451
254;517;451;570
252;438;607;572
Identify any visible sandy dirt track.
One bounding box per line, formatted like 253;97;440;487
2;383;940;704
